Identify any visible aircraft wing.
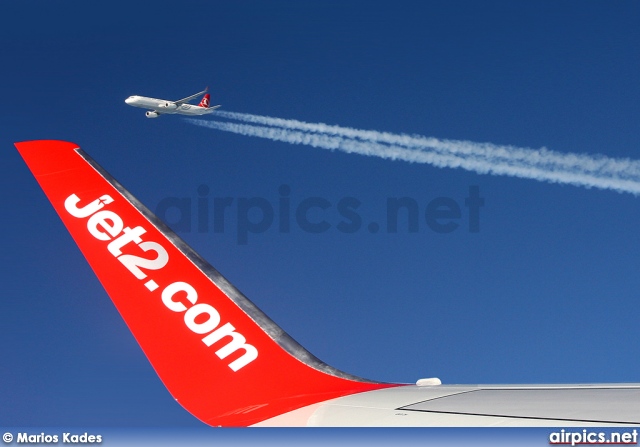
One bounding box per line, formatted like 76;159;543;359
14;139;640;427
255;383;640;426
175;88;208;105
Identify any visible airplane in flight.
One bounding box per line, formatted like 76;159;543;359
14;140;640;427
125;88;220;118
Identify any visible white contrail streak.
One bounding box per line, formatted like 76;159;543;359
215;111;640;179
185;113;640;195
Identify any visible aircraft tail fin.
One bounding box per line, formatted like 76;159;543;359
14;140;395;426
198;93;211;108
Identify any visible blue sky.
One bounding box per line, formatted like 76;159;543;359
2;1;640;427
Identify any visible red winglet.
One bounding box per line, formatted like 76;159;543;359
15;140;397;426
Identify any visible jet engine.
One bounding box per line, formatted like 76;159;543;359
161;101;177;110
146;111;160;118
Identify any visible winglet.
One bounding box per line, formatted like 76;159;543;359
15;140;396;426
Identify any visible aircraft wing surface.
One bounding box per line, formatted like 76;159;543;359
175;89;208;105
258;384;640;426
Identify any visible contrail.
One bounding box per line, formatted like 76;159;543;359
214;111;640;178
185;112;640;195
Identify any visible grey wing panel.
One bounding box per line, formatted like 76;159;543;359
400;387;640;424
299;384;640;426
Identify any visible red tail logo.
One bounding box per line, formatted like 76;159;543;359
199;93;210;108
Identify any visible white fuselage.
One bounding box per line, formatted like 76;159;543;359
125;95;214;116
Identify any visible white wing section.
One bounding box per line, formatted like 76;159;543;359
255;384;640;426
175;88;208;105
